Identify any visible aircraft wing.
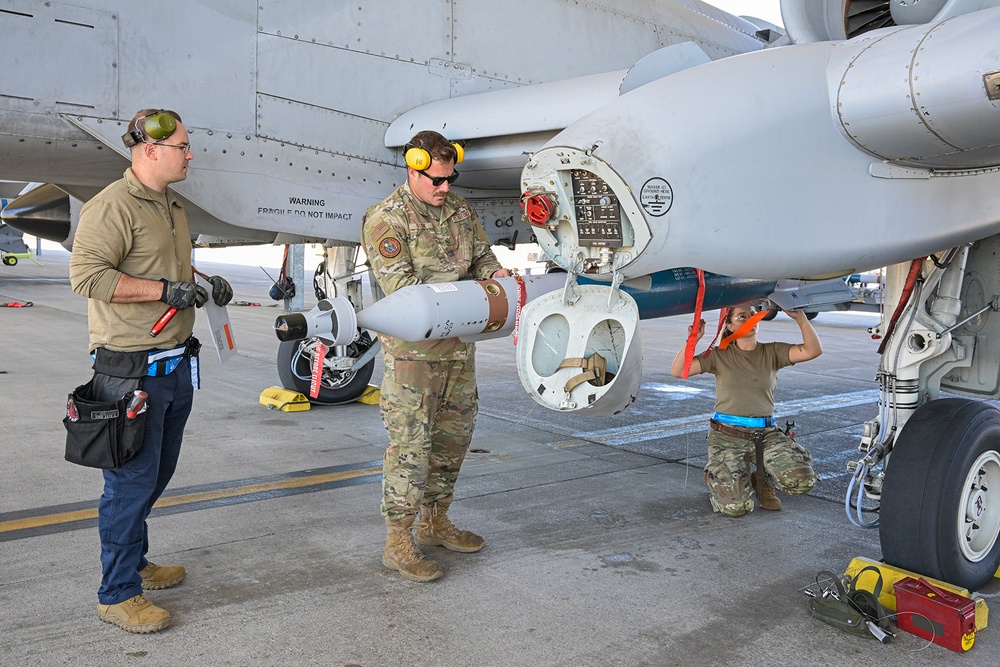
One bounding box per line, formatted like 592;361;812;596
502;0;1000;591
5;0;1000;595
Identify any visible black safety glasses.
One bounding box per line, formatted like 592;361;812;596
418;169;459;186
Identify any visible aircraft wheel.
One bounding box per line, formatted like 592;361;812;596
276;331;376;404
880;398;1000;590
760;308;778;321
3;255;17;266
805;311;818;320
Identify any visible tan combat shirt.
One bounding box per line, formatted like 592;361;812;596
361;182;502;360
699;342;794;417
69;169;195;352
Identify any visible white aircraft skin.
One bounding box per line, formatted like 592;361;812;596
2;0;1000;590
0;0;767;246
523;7;1000;282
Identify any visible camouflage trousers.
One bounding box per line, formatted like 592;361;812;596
380;353;478;521
704;424;816;517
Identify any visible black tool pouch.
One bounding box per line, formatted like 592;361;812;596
64;349;148;469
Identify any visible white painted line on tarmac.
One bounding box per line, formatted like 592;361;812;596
571;389;880;447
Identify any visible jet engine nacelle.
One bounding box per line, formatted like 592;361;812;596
780;0;953;44
836;10;1000;169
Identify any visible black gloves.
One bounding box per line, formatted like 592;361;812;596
160;279;208;310
206;275;233;307
160;276;232;308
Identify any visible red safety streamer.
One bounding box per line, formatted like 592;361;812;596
309;340;328;399
699;307;729;361
718;309;769;349
681;269;707;378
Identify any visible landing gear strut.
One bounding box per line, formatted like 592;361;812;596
853;241;1000;590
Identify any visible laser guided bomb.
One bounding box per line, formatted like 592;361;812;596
274;273;568;347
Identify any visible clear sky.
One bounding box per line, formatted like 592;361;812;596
705;0;783;26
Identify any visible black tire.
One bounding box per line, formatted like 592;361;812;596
880;398;1000;590
3;255;16;266
760;308;778;321
276;331;376;404
805;311;818;320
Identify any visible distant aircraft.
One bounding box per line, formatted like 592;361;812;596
0;218;31;263
2;0;1000;590
0;183;31;262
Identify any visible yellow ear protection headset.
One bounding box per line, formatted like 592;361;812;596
404;140;464;171
121;111;179;148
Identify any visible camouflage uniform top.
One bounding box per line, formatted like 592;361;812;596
362;181;502;360
699;342;794;417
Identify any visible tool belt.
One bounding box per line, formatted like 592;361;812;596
709;419;772;441
91;336;202;377
64;337;200;469
64;349;149;470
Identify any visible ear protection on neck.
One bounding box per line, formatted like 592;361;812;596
404;141;464;171
121;112;178;148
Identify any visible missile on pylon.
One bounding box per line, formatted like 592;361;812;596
274;272;568;346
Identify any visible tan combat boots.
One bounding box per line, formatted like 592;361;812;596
415;500;486;553
751;470;782;511
383;515;444;582
97;593;170;633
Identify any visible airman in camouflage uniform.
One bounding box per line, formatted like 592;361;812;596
362;130;509;581
671;305;821;517
704;422;816;516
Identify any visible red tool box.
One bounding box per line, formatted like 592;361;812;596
893;577;977;652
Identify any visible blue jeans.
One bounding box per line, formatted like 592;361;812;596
97;356;193;605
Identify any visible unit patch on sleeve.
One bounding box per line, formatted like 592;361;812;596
379;237;402;258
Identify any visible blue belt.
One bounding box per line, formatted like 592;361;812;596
712;413;774;428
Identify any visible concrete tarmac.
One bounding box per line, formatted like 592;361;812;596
1;252;998;666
